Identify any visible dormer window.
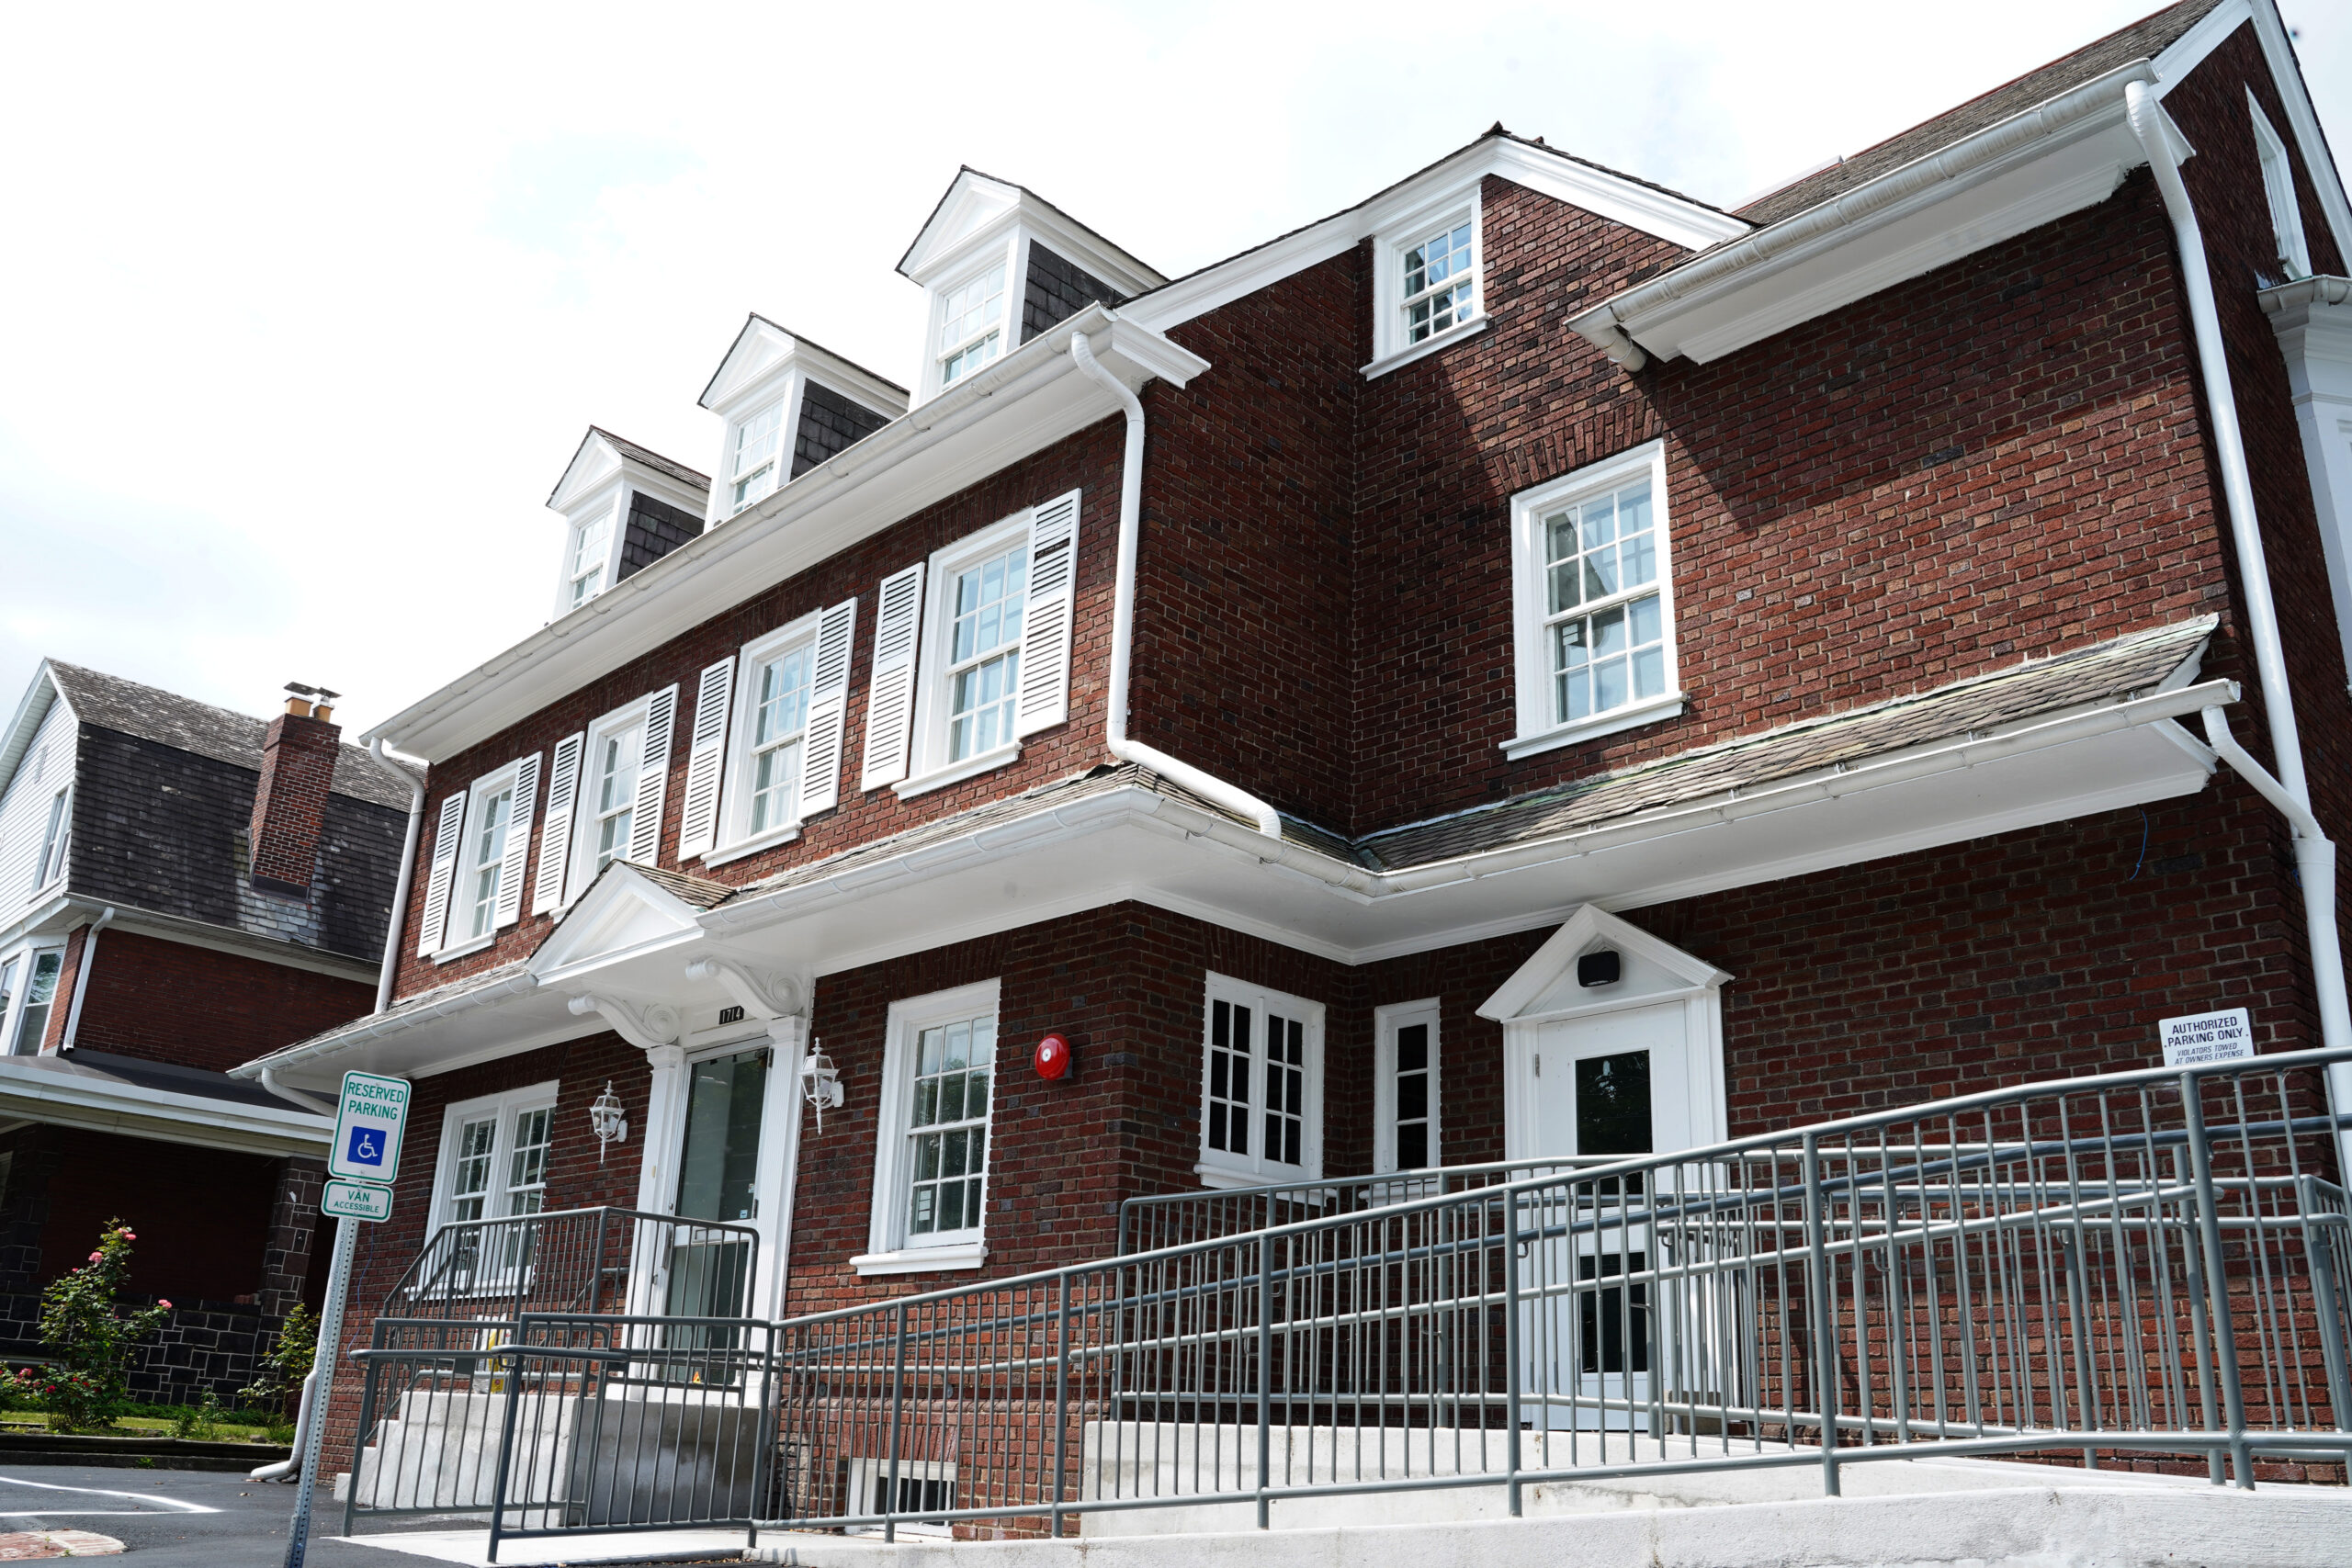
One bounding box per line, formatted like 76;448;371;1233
937;264;1007;389
729;400;786;513
567;506;615;609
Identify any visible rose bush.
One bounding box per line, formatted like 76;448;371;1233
36;1222;169;1430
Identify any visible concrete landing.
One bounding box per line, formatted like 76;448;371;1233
748;1474;2352;1568
332;1527;754;1565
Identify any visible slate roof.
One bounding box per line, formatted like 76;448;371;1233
1736;0;2225;228
47;661;415;810
1359;617;2216;871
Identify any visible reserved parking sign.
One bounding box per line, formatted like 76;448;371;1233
328;1070;412;1185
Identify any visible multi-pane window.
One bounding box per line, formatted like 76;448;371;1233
1402;220;1475;344
591;727;639;870
937;265;1005;388
1542;478;1663;726
731;400;786;513
746;646;814;835
463;786;514;941
1198;976;1322;1185
447;1116;498;1223
9;951;61;1055
1392;1020;1433;1170
503;1106;553;1216
905;1010;994;1242
945;545;1027;761
2250;97;2312;280
34;790;69;889
0;959;17;1044
568;508;614;609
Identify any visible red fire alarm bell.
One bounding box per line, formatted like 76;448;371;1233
1035;1032;1072;1081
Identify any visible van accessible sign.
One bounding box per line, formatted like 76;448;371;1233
2158;1008;2255;1068
328;1070;412;1185
320;1179;392;1222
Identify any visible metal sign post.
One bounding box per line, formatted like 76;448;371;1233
285;1070;409;1568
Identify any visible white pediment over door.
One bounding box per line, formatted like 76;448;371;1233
1479;905;1734;1160
530;861;712;982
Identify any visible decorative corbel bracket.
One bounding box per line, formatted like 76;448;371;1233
683;959;801;1021
569;993;684;1054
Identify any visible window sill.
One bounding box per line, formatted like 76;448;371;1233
1501;692;1686;761
430;932;499;965
853;1242;988;1276
699;825;802;870
890;744;1021;801
1360;314;1490;380
1193;1160;1319;1193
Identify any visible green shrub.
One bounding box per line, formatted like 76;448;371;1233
240;1302;317;1419
36;1222;169;1430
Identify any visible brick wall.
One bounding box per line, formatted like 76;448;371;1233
65;929;375;1073
248;711;341;896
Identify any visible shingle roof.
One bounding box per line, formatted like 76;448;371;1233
1360;617;2216;871
1736;0;2225;228
46;661;415;811
614;861;735;910
586;427;710;491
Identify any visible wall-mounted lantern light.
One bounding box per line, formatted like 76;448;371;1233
803;1039;844;1132
589;1080;628;1163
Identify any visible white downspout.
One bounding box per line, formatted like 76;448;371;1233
57;907;113;1053
369;738;426;1016
2130;84;2352;1157
1068;329;1283;840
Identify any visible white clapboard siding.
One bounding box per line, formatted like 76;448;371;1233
859;563;926;790
676;657;737;861
797;598;859;819
416;789;469;956
626;685;679;865
493;752;542;929
531;732;586;914
1015;490;1082;736
0;697;76;902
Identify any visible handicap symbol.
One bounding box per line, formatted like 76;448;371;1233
346;1126;384;1168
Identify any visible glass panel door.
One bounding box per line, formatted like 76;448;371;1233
669;1048;768;1324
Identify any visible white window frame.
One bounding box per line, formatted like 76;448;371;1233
922;236;1022;403
727;398;787;516
428;1081;561;1236
435;760;526;960
570;695;654;899
1195;973;1325;1190
1505;438;1683;760
563;500;621;613
5;943;63;1057
2250;92;2312;281
1374;999;1442;1176
1363;187;1488;378
32;786;70;892
897;513;1033;797
842;1457;959;1537
710;611;822;864
857;977;1001;1276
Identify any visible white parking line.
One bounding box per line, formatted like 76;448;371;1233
0;1472;220;1515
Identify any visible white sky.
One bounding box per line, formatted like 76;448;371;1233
3;1;2346;742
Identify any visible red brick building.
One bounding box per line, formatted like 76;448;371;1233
0;663;412;1401
242;0;2352;1492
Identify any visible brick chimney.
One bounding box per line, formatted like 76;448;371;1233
248;683;341;897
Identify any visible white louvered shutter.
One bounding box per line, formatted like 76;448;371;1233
626;685;679;865
1015;490;1081;736
859;563;926;790
675;658;736;861
416;789;469;956
797;598;859;819
492;752;541;929
532;733;585;915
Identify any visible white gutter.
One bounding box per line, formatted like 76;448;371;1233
1571;60;2161;364
1067;330;1283;840
0;1057;329;1156
2127;85;2348;1055
369;739;427;1015
58;906;113;1052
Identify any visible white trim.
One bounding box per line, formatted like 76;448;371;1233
1373;998;1442;1175
851;1242;988;1276
2248;89;2312;279
1368;188;1485;370
428;932;497;965
891;744;1021;800
865;977;1002;1265
1361;314;1490;379
699;824;802;870
907;511;1035;783
922;236;1023;406
426;1079;560;1235
1508;440;1680;754
0;1055;328;1156
1195;971;1324;1188
713;608;822;854
568;691;662;902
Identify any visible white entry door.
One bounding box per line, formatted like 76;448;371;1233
1518;1000;1697;1430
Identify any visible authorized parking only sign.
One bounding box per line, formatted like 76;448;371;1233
328;1070;412;1185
